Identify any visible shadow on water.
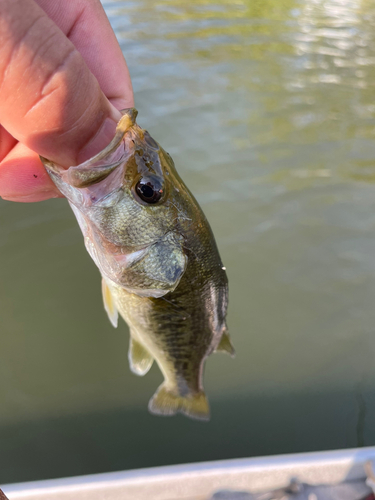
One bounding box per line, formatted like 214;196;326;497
1;387;375;484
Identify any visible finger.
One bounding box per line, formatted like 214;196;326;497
0;142;61;202
0;489;9;500
0;0;122;168
0;126;17;161
35;0;133;109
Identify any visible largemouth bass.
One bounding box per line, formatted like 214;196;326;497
41;108;233;421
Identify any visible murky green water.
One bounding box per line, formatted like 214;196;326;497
2;0;375;484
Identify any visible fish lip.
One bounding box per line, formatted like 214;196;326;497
42;115;165;201
73;109;138;169
41;157;63;176
40;108;139;181
120;107;138;123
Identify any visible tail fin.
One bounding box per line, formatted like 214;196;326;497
148;383;210;421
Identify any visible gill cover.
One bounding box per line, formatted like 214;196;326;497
41;109;187;298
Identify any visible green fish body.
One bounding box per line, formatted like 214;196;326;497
41;109;232;420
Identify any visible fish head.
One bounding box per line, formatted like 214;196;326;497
41;108;188;297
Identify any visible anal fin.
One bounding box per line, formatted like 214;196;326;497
215;332;235;357
148;383;210;421
101;278;118;328
129;337;154;376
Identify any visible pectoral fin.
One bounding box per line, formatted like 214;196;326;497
128;337;154;376
148;383;210;421
215;332;235;357
101;278;118;328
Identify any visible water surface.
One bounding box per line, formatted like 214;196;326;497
2;0;375;483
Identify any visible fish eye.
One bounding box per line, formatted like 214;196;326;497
135;175;164;204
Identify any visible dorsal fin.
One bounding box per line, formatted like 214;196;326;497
215;332;235;357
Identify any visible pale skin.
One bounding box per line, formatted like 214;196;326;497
0;0;134;202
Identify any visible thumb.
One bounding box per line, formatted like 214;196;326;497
0;0;123;167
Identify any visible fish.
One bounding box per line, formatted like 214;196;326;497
41;108;233;421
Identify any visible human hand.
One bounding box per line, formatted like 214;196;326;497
0;0;134;202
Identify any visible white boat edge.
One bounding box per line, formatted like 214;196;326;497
3;446;375;500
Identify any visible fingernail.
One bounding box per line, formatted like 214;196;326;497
78;104;123;164
109;103;123;122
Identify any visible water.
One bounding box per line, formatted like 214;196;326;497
1;0;375;484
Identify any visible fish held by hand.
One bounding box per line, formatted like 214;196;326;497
41;108;233;421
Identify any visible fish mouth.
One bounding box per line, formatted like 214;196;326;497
42;108;164;208
42;109;137;171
